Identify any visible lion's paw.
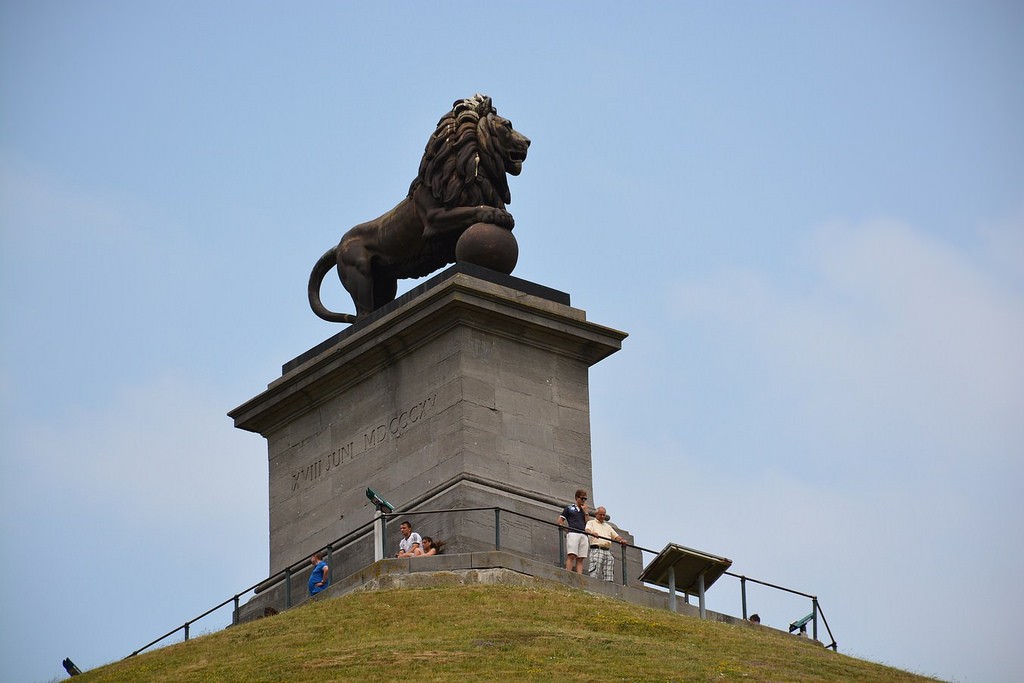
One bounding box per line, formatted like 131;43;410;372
480;208;514;230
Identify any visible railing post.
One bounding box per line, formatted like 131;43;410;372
285;567;292;608
494;508;501;550
620;544;628;585
232;595;240;626
374;510;384;562
812;598;819;641
697;571;707;620
740;576;748;620
668;565;677;612
184;622;190;642
326;543;334;587
558;528;566;567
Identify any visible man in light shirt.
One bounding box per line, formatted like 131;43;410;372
585;506;626;582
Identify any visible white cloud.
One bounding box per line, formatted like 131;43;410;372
670;218;1024;474
979;206;1024;289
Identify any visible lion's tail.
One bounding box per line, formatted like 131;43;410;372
308;247;358;324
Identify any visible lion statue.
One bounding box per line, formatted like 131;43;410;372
308;94;530;324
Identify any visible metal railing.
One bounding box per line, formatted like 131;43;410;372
125;516;377;658
726;571;837;651
125;505;836;658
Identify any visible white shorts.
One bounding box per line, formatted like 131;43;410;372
566;532;589;558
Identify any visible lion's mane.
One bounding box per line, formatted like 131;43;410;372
414;94;512;211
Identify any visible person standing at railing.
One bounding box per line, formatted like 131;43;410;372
585;506;626;582
308;550;329;596
557;489;589;574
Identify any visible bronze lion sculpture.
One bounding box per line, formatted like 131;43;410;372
308;94;530;323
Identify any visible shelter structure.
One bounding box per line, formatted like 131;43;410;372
638;543;733;619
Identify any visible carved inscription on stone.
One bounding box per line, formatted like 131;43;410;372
291;442;354;491
364;394;437;449
290;393;438;492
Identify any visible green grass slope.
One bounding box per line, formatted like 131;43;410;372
80;583;942;682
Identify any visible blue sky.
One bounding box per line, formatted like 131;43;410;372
2;2;1021;682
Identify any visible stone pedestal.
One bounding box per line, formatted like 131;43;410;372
229;264;626;583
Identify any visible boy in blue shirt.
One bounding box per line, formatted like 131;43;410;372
308;550;329;596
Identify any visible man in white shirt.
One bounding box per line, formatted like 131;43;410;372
396;520;422;557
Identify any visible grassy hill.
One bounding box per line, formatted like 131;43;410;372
78;582;941;682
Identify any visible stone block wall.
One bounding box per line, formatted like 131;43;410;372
229;265;627;577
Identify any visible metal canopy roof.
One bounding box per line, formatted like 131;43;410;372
638;543;733;594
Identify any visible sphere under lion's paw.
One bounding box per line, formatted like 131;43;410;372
456;223;519;274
